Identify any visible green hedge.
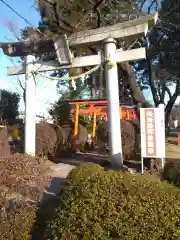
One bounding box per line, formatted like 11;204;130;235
45;164;180;240
162;159;180;188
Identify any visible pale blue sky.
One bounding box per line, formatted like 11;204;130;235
0;0;59;117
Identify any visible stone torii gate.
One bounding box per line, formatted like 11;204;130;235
1;12;158;168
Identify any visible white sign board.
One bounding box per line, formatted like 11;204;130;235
140;106;165;158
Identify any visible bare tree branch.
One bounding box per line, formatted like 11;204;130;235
165;85;172;99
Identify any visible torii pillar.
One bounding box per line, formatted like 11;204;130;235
104;38;123;167
24;55;36;156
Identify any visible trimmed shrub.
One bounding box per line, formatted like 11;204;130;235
0;154;51;201
0;154;51;240
0;196;36;240
162;159;180;188
96;120;137;159
68;124;88;152
45;164;180;240
61;124;72;150
51;124;64;155
67;163;103;183
36;123;58;157
121;120;136;159
0;127;11;156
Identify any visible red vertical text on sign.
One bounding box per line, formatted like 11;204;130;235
145;109;156;157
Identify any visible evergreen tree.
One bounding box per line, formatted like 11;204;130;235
0;89;20;121
147;0;180;127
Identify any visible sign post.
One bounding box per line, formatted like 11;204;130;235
140;105;165;174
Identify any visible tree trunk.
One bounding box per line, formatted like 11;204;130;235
119;62;152;120
120;62;148;104
146;56;159;106
91;72;96;98
23;89;25;104
99;66;103;98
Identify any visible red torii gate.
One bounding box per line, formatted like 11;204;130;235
69;100;136;148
